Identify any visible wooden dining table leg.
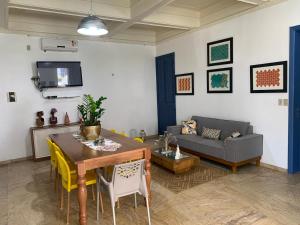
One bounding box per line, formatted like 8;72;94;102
77;162;87;225
145;147;152;205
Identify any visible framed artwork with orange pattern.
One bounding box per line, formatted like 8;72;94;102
175;73;194;95
250;61;287;93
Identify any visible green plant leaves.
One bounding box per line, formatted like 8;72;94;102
77;94;107;126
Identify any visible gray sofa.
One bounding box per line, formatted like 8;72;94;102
167;116;263;172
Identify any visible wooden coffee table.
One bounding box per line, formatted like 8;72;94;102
151;147;197;174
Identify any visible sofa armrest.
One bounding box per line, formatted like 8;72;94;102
167;125;182;135
224;134;263;163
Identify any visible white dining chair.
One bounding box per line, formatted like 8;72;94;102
96;159;151;225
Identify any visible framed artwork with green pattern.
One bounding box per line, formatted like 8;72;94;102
207;67;232;93
207;37;233;66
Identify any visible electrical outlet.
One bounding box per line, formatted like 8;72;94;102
283;99;288;106
278;99;283;106
7;92;16;102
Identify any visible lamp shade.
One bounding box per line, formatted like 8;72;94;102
77;15;108;36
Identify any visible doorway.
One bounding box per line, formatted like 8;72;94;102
155;53;176;134
288;25;300;173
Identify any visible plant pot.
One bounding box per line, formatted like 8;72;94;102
81;124;101;140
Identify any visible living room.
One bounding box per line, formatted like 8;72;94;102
0;0;300;225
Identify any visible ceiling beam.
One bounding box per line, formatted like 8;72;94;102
8;0;131;21
0;0;8;28
142;5;200;29
108;0;175;37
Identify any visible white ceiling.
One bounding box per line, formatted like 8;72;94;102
0;0;284;45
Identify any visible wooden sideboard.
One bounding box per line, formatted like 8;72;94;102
30;122;80;161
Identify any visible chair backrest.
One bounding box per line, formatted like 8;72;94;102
112;159;145;197
55;147;71;191
110;129;117;133
119;131;128;137
111;129;128;137
47;139;57;167
134;137;144;143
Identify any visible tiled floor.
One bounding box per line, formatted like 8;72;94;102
0;159;300;225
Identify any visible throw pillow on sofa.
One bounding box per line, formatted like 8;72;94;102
181;120;197;135
202;127;221;140
226;131;242;140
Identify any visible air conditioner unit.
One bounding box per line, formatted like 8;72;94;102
41;38;78;52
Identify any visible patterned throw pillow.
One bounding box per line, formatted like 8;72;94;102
181;120;197;135
202;127;221;140
226;131;242;140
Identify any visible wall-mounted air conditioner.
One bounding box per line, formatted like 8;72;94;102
41;38;78;52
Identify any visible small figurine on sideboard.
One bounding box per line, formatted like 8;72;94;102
64;112;70;125
49;108;58;126
36;111;44;127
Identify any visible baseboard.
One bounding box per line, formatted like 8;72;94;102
0;156;32;166
258;162;287;173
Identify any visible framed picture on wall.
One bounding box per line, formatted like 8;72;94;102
207;67;232;93
175;73;194;95
250;61;287;93
207;37;233;66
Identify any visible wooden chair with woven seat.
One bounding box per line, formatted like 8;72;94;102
55;149;100;224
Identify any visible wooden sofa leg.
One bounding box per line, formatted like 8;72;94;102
231;165;237;173
256;157;261;167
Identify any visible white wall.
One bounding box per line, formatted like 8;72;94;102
157;0;300;169
0;34;157;161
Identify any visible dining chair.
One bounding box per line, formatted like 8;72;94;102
47;139;76;190
134;137;144;143
55;150;98;224
96;159;151;225
111;129;128;137
47;139;57;179
119;131;128;137
52;142;77;174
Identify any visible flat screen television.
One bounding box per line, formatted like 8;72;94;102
37;61;83;88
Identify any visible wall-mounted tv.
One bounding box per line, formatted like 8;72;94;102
37;61;83;88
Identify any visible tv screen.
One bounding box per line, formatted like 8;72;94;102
37;61;83;88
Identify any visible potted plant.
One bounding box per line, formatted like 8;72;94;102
77;94;107;140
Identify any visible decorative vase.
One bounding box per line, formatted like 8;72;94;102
64;112;70;125
82;124;101;140
175;145;181;160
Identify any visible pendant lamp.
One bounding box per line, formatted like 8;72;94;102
77;0;108;36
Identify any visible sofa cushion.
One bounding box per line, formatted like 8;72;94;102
181;120;197;135
201;127;221;140
174;134;225;159
191;116;250;140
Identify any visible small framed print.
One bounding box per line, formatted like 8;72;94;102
207;67;232;93
207;37;233;66
250;61;287;93
175;73;194;95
